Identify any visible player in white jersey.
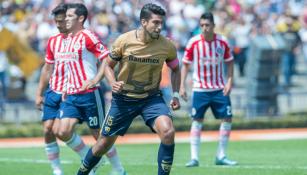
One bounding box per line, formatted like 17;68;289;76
55;3;126;175
180;12;237;167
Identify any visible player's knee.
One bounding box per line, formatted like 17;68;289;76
90;129;100;140
56;128;73;141
43;124;54;136
160;127;175;144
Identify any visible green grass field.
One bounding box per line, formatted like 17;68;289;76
0;139;306;175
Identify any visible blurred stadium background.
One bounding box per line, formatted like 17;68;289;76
0;0;307;123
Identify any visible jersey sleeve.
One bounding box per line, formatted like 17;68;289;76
182;38;194;64
84;30;109;62
166;39;177;62
222;37;234;62
44;37;54;64
165;39;179;69
109;35;124;61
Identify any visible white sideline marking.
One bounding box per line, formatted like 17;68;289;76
0;158;306;171
0;158;74;164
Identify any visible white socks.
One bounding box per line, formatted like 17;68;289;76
190;120;203;161
65;133;89;160
45;141;63;175
106;145;125;173
217;122;232;159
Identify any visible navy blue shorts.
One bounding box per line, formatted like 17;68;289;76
101;92;172;136
61;90;105;129
191;90;232;119
42;89;62;121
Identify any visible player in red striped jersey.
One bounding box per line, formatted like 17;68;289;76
36;3;125;175
180;12;237;167
54;3;126;175
35;4;69;175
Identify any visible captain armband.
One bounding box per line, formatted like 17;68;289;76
166;58;179;69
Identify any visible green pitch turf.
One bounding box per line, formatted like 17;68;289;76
0;139;306;175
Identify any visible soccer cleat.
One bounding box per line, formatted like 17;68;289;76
185;159;199;167
215;157;238;166
53;169;63;175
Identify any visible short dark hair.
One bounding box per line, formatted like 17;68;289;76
140;3;166;21
67;3;88;23
200;12;215;24
51;3;67;16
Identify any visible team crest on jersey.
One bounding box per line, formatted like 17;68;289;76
216;46;224;56
74;43;81;50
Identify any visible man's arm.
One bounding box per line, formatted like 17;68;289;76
167;59;181;110
171;65;181;94
35;63;53;110
179;63;190;101
224;60;234;96
104;57;124;93
80;59;107;91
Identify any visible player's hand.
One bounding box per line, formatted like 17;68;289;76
62;92;67;101
170;97;180;110
223;82;232;96
179;87;188;102
111;81;124;93
80;79;97;91
35;95;44;111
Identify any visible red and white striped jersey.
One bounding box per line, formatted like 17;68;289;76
45;33;69;93
182;34;233;91
64;29;109;94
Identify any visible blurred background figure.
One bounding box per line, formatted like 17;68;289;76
0;51;9;100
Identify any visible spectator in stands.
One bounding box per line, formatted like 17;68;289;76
0;51;9;99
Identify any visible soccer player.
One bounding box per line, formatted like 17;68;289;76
55;3;126;175
77;3;181;175
35;4;69;175
36;3;125;175
180;12;238;167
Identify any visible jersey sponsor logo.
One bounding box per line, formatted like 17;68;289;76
202;58;220;65
128;55;160;64
54;52;78;60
